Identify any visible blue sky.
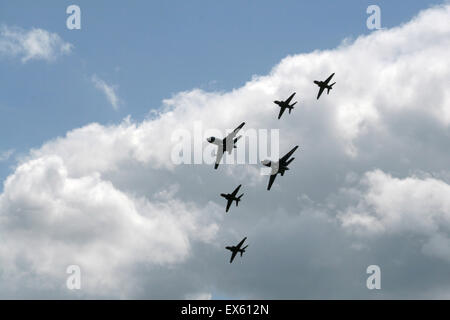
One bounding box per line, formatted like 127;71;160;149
0;1;439;180
0;1;438;155
0;1;449;299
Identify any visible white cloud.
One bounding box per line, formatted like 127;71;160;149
339;170;450;261
91;74;121;110
0;25;72;63
1;4;450;298
0;155;220;297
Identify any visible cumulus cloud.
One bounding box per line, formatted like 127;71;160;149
0;25;72;63
339;170;450;261
0;155;220;297
91;75;121;110
0;3;450;298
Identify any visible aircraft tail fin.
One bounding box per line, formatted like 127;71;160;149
240;245;248;256
288;102;296;114
236;194;244;206
286;157;295;166
327;82;336;94
233;135;242;148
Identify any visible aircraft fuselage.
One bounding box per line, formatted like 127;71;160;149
207;136;239;153
226;246;245;254
274;100;294;109
263;160;289;175
314;80;333;90
221;193;239;201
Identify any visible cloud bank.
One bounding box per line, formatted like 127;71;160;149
0;3;450;298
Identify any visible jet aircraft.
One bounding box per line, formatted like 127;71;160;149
220;184;244;213
274;92;297;119
226;237;248;263
261;145;299;190
314;73;336;100
207;122;245;169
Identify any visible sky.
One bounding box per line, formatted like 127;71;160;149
0;0;449;299
0;0;439;181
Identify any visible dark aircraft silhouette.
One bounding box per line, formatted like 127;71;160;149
314;73;336;100
274;92;297;119
221;184;244;213
207;122;245;169
261;145;299;190
226;237;248;263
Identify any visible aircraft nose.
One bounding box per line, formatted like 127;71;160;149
261;160;271;166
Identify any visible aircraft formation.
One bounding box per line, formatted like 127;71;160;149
206;73;336;263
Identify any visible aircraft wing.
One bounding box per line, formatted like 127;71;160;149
224;122;245;152
229;249;238;263
317;86;325;100
226;199;233;213
236;237;247;250
285;92;296;104
214;145;224;169
225;122;245;141
231;184;242;197
280;145;299;164
278;107;286;120
324;73;335;85
267;174;277;191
